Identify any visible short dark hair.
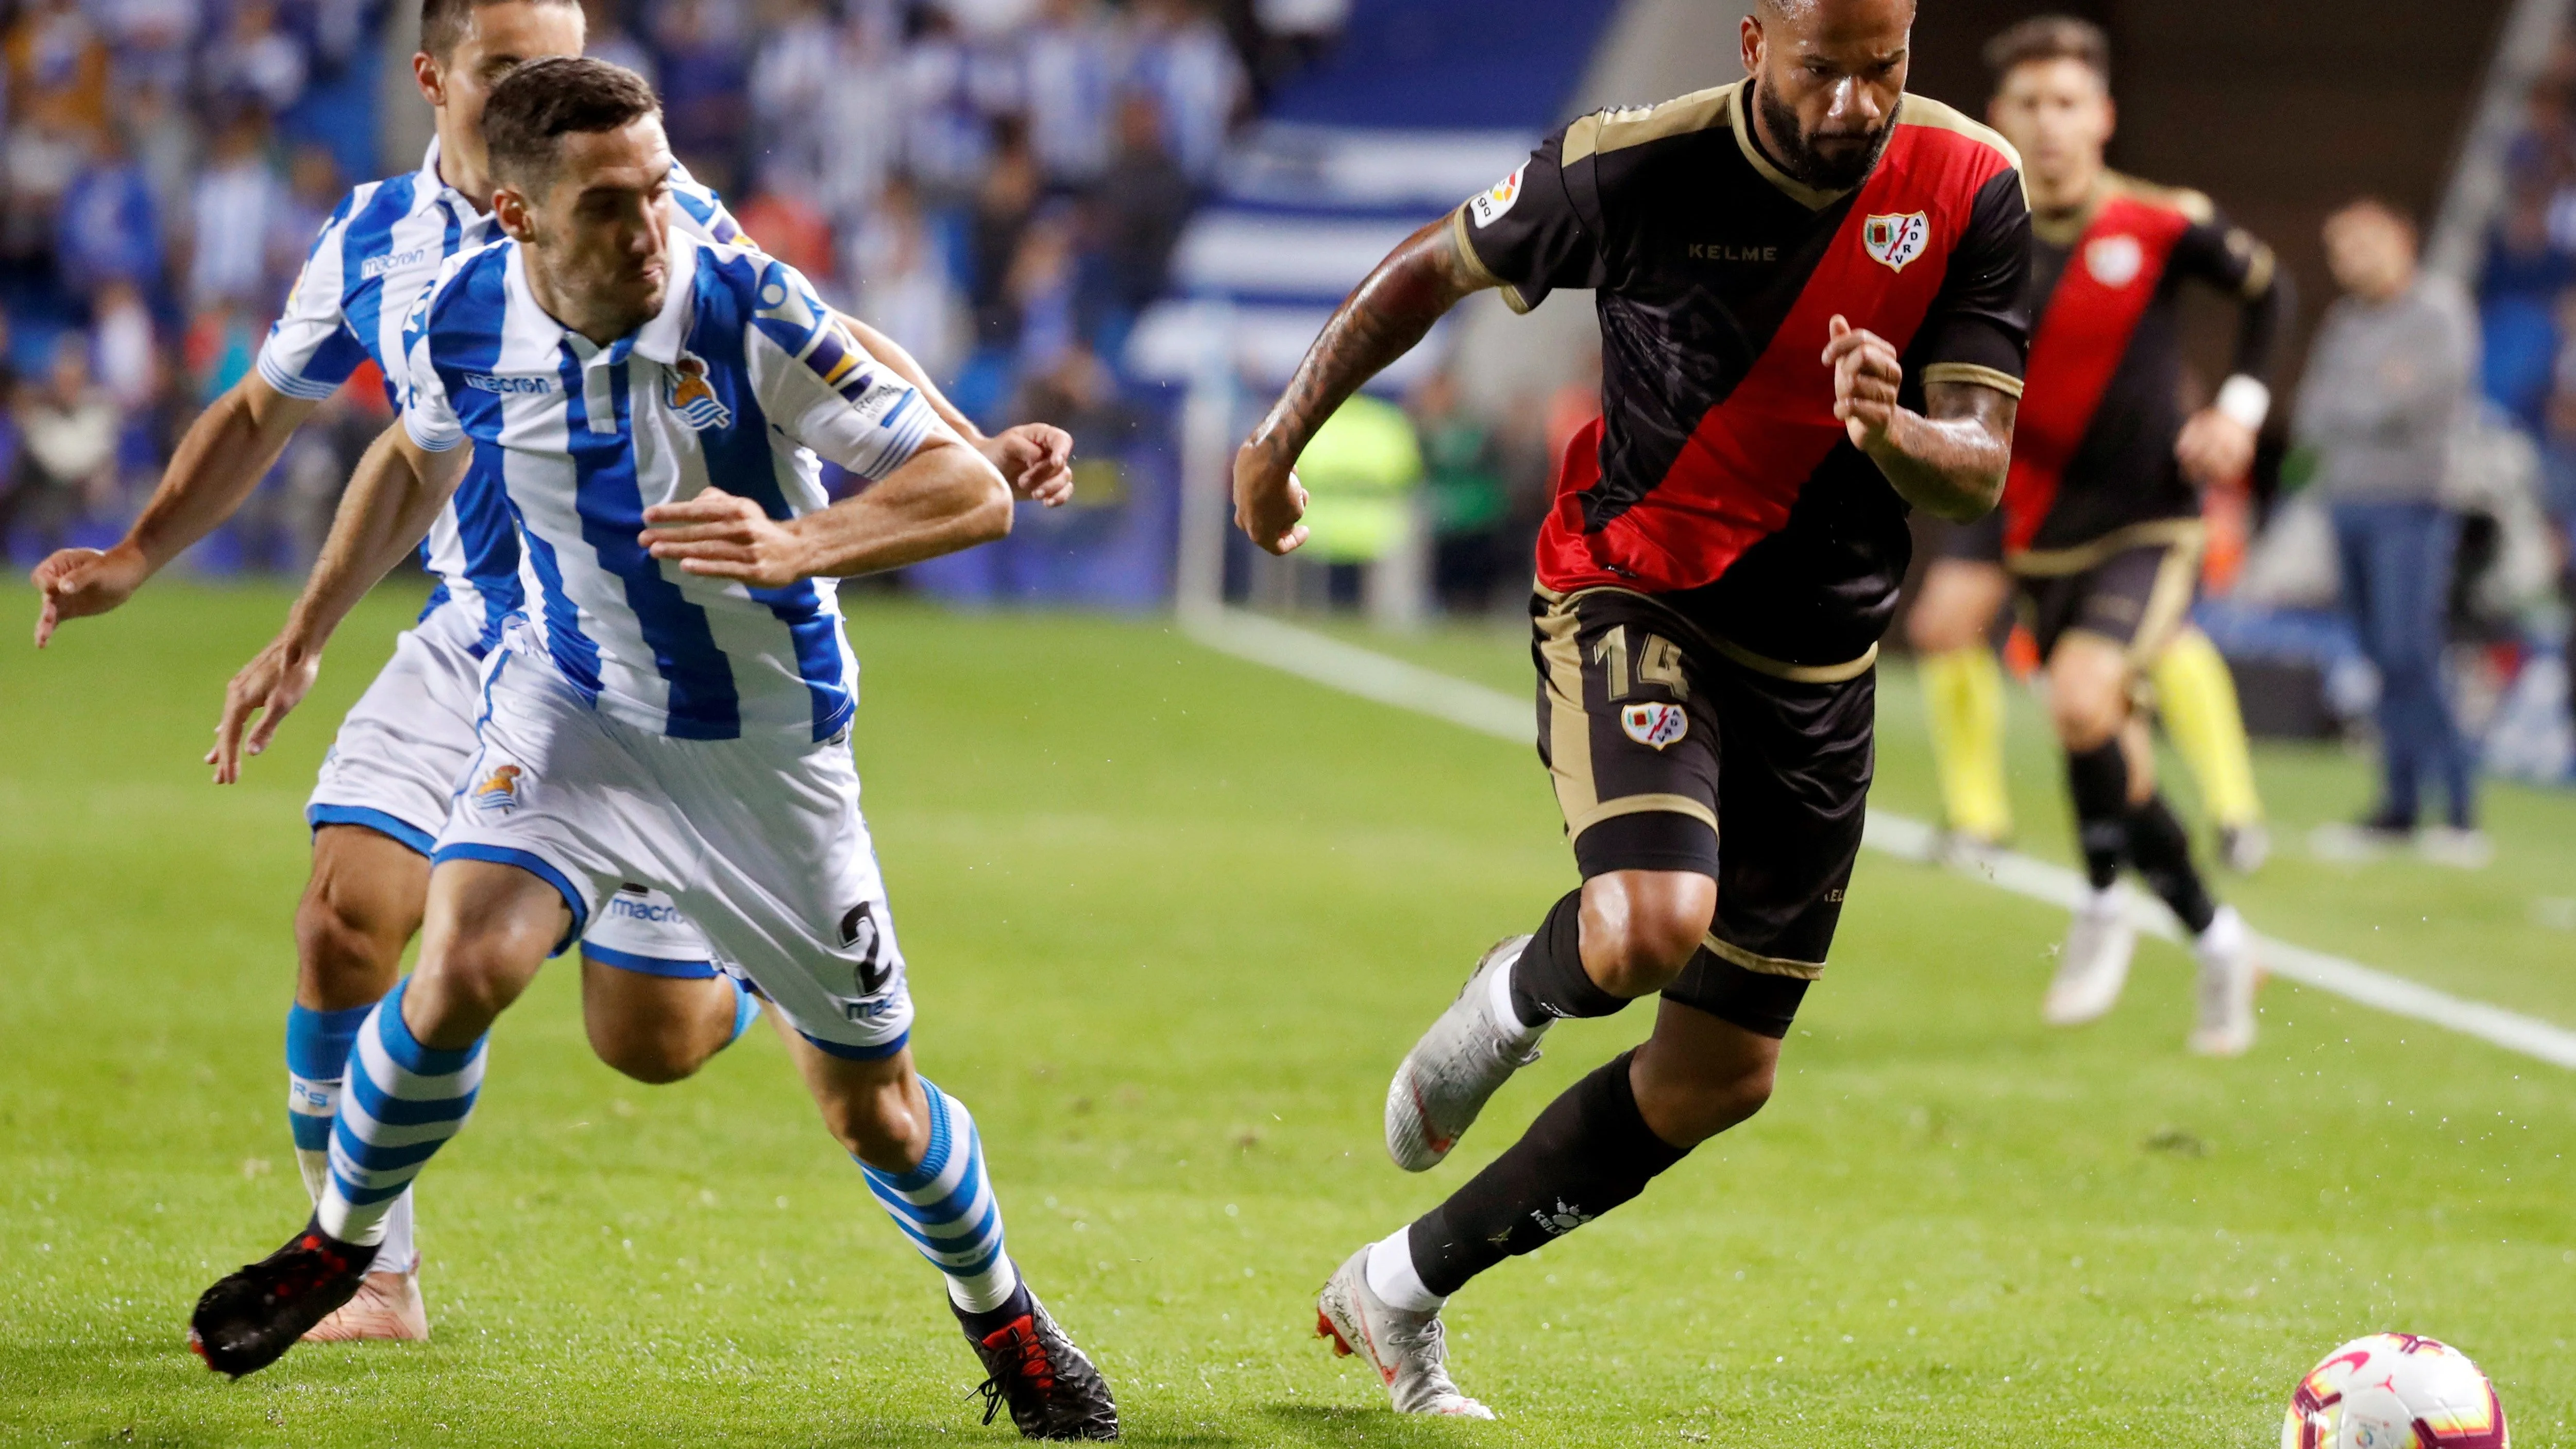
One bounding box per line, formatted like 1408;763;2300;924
484;57;660;193
1984;15;2111;83
421;0;581;61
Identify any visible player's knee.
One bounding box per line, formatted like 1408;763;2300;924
819;1079;929;1170
2047;666;2127;752
589;1018;706;1085
1907;600;1977;654
294;888;409;1007
1586;905;1710;998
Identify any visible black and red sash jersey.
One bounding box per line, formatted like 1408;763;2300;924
1456;80;2030;669
2002;172;2290;560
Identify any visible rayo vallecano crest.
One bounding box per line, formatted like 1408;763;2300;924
666;352;733;431
1862;211;1931;272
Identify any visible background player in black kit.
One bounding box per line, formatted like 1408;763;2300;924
1969;17;2289;1054
1231;0;2030;1418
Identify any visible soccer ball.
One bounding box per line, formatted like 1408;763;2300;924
2282;1334;2507;1448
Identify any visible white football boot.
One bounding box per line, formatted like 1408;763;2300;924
2188;905;2259;1057
1385;936;1545;1172
2043;886;2136;1027
1314;1248;1492;1419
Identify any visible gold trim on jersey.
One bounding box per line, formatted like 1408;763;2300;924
1535;596;1607;833
2004;517;2208;577
1702;933;1828;981
1922;362;2026;399
1892;93;2025;175
1449;205;1532;314
2032;169;2214;246
1534;584;1880;684
1727;82;1855;211
1565;82;1738;167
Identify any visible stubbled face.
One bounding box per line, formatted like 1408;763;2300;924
1742;0;1913;191
500;117;674;337
1989;56;2113;199
2324;208;2416;302
420;2;586;182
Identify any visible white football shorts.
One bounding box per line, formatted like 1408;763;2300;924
308;602;719;978
431;640;912;1060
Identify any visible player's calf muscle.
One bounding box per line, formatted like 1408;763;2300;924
1631;1003;1782;1147
581;965;733;1084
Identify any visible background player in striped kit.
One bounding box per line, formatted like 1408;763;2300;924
184;59;1116;1438
28;0;1076;1346
1964;16;2287;1052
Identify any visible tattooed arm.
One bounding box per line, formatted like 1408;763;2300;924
1824;316;2018;523
1232;217;1493;554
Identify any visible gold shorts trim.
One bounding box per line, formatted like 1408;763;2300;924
2005;517;2207;578
1566;793;1719;839
1703;933;1827;980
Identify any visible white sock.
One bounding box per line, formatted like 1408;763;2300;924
376;1190;418;1274
1486;948;1547;1041
2196;904;2245;957
1365;1229;1445;1314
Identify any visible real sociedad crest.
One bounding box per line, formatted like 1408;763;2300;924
1863;211;1931;272
665;353;733;432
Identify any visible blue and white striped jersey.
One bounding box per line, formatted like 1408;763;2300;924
257;141;750;656
400;230;950;743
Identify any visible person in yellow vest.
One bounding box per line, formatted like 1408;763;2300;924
1296;392;1428;628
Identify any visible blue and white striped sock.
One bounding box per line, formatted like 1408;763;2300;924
316;978;486;1248
285;1003;370;1203
289;1001;422;1270
861;1080;1020;1314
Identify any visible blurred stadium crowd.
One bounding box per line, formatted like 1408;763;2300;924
0;0;1371;575
1;0;2571;781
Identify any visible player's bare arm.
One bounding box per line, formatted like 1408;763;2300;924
30;374;323;647
639;435;1011;586
209;425;471;783
1232;217;1490;554
835;312;1075;506
1824;315;2016;523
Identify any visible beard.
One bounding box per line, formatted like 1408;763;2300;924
1755;78;1893;192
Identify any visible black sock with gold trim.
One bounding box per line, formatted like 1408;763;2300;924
2126;794;2218;934
1506;890;1624;1026
2065;740;2130;892
1405;1051;1690;1297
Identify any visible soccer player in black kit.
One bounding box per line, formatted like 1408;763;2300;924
1973;17;2285;1053
1231;0;2031;1418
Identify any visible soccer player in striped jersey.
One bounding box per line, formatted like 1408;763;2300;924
184;60;1116;1439
30;0;1071;1344
1969;16;2283;1053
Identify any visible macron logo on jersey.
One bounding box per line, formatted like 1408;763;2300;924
361;246;438;280
465;372;557;396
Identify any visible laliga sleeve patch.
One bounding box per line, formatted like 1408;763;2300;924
1620;702;1689;750
1469;166;1524;228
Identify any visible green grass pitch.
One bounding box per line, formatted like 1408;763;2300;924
4;585;2574;1447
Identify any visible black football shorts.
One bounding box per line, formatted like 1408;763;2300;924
1528;587;1875;1037
2011;522;2204;664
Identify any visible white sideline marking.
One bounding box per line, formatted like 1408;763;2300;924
1182;607;2576;1071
